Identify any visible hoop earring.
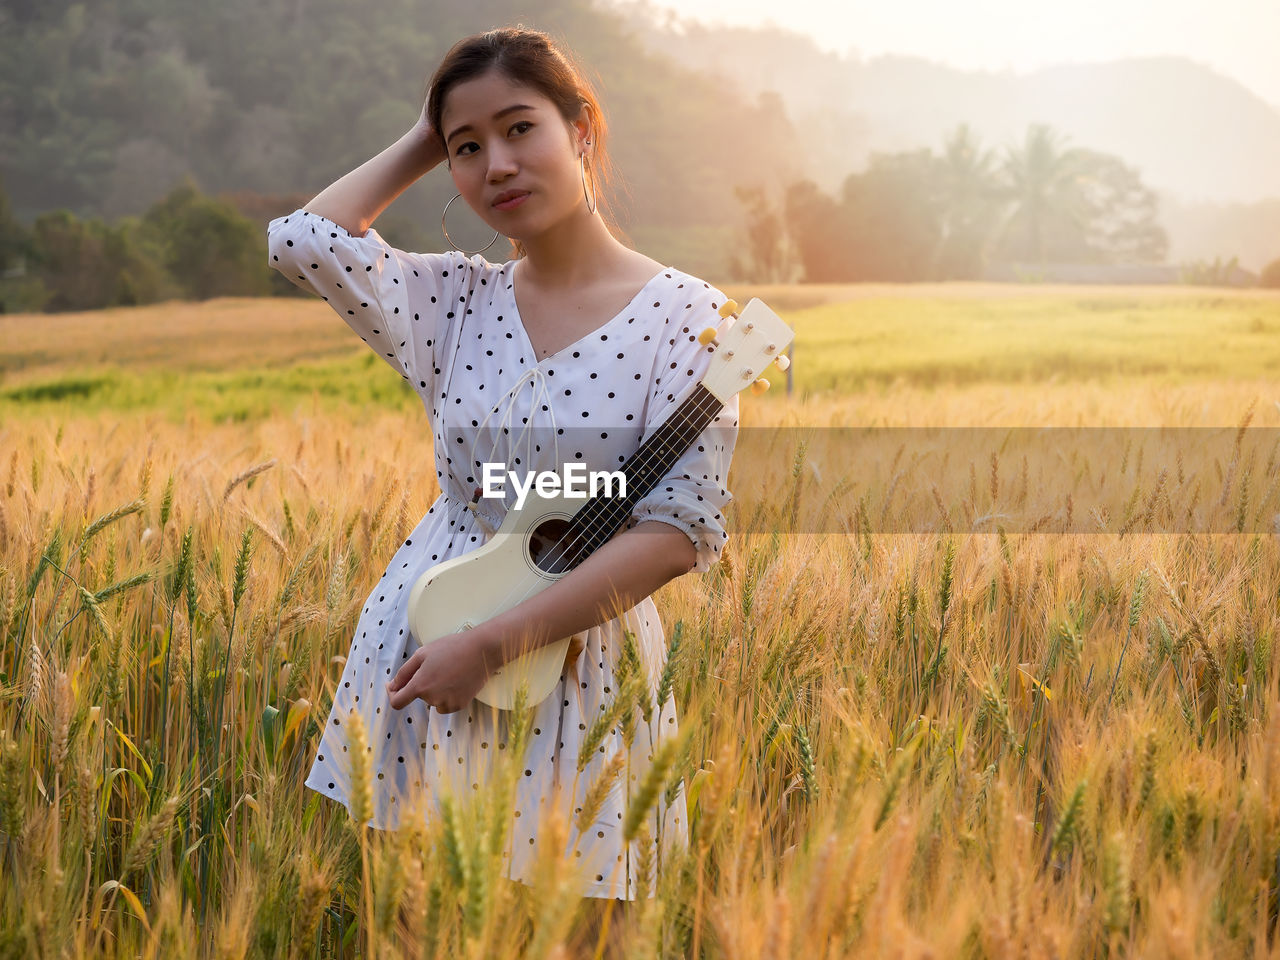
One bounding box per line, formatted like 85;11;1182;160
580;140;597;215
441;193;501;254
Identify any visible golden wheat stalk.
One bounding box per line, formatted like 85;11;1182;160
324;548;349;609
0;728;25;840
82;465;97;518
394;487;413;543
346;708;373;829
763;886;793;960
215;872;257;960
222;459;278;504
121;795;181;879
463;819;490;936
373;835;408;937
80;497;146;548
51;671;73;775
577;674;643;775
278;603;326;636
77;585;114;645
94;572;155;605
74;761;98;837
623;735;681;844
241;506;287;558
137;450;153;500
1102;829;1132;932
288;463;313;502
575;749;628;836
438;792;468;889
4;448;17;498
632;820;656;902
25;633;48;717
279;540;323;608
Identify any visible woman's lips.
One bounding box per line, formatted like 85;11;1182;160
493;192;530;211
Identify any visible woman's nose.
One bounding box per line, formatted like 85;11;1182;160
486;141;519;179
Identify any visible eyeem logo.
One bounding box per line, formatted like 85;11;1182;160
481;462;626;510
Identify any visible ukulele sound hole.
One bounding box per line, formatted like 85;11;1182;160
527;517;581;574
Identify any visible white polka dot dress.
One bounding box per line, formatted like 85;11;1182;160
266;208;738;900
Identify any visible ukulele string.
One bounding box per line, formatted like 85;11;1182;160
550;387;725;568
560;313;747;562
516;380;722;578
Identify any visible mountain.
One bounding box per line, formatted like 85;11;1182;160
609;1;1280;269
611;4;1280;205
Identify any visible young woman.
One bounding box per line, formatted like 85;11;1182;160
267;25;738;952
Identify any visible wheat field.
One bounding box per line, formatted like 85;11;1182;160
2;285;1280;958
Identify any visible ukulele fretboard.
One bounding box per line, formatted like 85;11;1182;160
556;382;724;568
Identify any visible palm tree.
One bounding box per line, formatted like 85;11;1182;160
997;124;1092;263
931;124;1002;279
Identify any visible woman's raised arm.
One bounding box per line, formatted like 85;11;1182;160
264;110;463;396
305;112;447;237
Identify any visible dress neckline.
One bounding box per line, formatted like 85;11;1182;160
506;261;673;365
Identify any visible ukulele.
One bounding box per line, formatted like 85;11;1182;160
406;297;793;709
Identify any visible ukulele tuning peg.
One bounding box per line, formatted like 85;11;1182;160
772;354;791;372
698;327;719;346
718;299;739;319
750;377;771;396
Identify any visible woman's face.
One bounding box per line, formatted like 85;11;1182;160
440;69;589;241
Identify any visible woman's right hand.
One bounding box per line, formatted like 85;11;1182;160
413;102;448;170
300;104;450;234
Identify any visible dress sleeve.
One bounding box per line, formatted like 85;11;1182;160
266;207;478;402
625;279;740;573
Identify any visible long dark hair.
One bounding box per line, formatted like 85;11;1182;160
424;25;629;260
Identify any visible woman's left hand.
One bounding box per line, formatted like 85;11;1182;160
386;628;497;714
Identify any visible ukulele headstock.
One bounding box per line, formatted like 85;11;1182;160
698;297;794;403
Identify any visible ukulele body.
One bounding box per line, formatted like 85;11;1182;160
406;486;589;710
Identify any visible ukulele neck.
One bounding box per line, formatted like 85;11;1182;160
559;383;723;567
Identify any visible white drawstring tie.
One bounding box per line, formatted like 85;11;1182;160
463;365;561;538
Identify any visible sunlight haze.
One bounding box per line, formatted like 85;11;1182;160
617;0;1280;108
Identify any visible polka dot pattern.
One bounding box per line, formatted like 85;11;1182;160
266;207;735;900
265;208;481;411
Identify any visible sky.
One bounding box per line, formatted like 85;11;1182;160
619;0;1280;110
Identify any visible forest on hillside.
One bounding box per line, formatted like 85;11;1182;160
0;0;795;263
2;0;1275;312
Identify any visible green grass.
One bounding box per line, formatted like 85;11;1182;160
0;351;424;422
785;294;1280;392
3;291;1278;419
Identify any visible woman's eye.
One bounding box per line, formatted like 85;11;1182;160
456;122;532;157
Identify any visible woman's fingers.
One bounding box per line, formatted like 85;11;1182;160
389;647;424;691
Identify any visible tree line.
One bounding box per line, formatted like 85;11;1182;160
0;0;797;287
730;123;1278;286
5;1;1277;308
0;175;284;313
3;126;1278;315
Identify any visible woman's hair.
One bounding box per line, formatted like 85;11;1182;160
423;25;629;259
